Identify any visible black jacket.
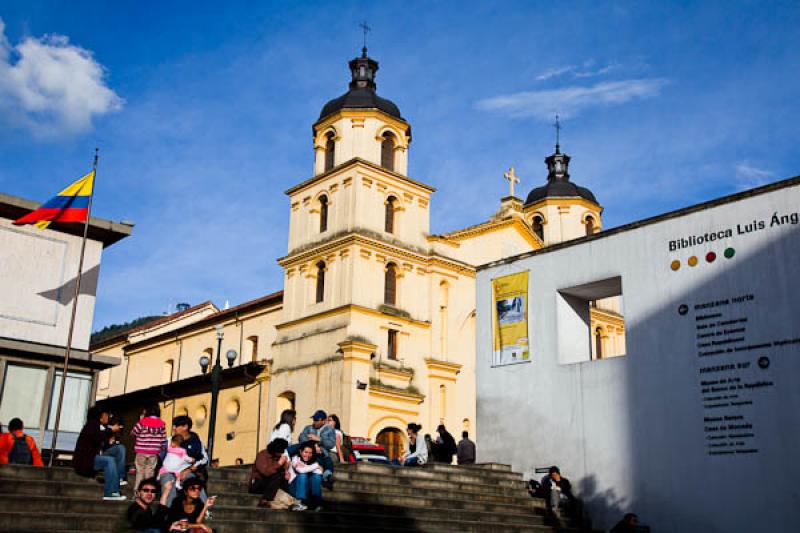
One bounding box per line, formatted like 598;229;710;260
127;501;167;531
73;419;112;477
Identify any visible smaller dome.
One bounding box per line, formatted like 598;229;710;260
525;181;598;205
524;145;599;206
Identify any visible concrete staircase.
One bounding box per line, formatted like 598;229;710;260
0;462;596;532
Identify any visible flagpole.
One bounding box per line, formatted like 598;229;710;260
48;148;99;467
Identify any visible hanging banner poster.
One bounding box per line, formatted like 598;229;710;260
492;271;530;366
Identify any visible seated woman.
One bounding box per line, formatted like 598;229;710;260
289;442;323;511
249;438;291;508
393;423;427;467
165;477;215;532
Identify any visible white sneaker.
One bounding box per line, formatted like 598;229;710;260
289;503;307;511
119;480;128;487
103;493;126;501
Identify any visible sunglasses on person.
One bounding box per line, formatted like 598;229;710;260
186;486;202;491
139;488;157;494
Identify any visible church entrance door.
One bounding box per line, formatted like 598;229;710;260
376;427;405;461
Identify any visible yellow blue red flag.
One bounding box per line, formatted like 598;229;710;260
13;171;95;229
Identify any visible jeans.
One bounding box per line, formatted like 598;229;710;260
94;454;120;496
391;457;420;467
139;529;160;533
103;444;127;482
288;444;334;478
290;472;322;505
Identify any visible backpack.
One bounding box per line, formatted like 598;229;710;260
340;433;354;463
8;434;33;465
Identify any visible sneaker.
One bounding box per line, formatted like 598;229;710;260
119;480;128;487
103;493;126;501
313;505;323;512
289;502;307;511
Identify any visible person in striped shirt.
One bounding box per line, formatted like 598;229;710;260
131;404;167;491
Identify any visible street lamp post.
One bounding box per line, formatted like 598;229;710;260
200;325;237;462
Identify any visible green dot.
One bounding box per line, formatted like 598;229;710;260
724;247;735;259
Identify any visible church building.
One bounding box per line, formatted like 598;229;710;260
94;48;621;463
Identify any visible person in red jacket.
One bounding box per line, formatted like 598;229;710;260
0;418;43;466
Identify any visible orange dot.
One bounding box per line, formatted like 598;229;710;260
670;260;680;271
688;256;698;267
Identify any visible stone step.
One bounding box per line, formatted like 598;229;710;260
206;475;531;502
0;493;553;528
0;477;542;517
0;508;588;533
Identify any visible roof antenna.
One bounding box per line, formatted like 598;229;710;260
554;114;561;154
359;21;371;57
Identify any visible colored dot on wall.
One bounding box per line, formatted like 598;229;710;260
688;256;698;267
706;251;717;263
724;247;735;259
670;260;681;271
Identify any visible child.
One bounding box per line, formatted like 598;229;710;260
159;435;194;489
289;442;323;511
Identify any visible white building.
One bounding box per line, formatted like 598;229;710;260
476;177;800;532
0;193;131;451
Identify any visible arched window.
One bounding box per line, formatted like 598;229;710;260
387;329;398;360
532;215;544;241
381;132;396;171
319;195;329;233
315;261;326;303
585;216;595;236
324;133;335;172
595;327;604;359
385;196;397;233
384;263;397;305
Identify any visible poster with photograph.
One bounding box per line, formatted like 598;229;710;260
492;271;530;366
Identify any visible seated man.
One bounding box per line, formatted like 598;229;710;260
127;477;172;532
539;466;575;518
73;407;126;500
249;438;291;508
297;410;336;488
0;418;43;466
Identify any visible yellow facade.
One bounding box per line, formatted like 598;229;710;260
95;50;624;464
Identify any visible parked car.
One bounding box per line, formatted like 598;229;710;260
350;437;390;464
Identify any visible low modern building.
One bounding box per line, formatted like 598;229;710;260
0;193;132;452
476;176;800;532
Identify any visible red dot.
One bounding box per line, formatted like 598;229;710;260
706;252;716;263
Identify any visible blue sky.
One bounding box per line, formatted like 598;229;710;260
1;1;799;329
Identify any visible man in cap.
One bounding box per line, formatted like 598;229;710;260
298;409;336;488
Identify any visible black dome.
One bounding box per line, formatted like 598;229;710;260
319;88;402;121
525;181;598;205
318;49;404;123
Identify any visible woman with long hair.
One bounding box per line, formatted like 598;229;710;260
393;423;427;467
289;441;324;511
326;414;345;463
165;477;215;532
269;409;296;445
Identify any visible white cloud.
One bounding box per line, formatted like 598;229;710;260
477;78;668;120
535;61;620;81
535;65;577;81
734;162;773;190
0;18;123;136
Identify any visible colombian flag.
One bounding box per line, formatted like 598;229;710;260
13;171;95;230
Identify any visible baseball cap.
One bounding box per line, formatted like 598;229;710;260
311;409;327;420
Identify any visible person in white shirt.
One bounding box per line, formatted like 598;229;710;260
393;423;427;466
289;442;323;511
269;409;296;445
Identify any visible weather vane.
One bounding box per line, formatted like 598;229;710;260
359;21;371;52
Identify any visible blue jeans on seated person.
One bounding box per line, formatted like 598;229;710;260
288;444;334;479
391;457;420;467
103;443;127;482
94;454;120;496
290;472;322;505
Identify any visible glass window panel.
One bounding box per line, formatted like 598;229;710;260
47;371;92;433
0;364;47;430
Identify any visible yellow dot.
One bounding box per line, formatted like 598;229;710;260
670;260;680;271
688;256;698;267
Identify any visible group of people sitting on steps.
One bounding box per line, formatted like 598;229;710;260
391;422;477;467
